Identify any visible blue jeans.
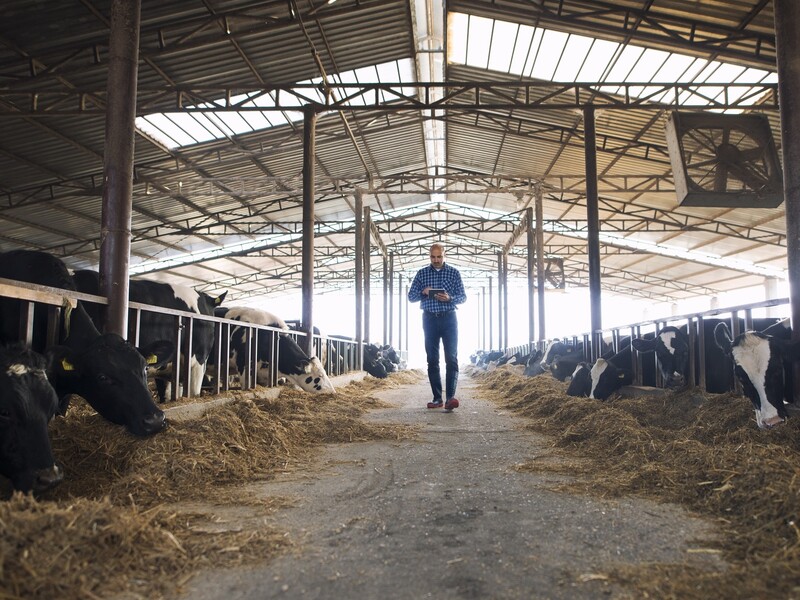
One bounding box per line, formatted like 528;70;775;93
423;310;459;402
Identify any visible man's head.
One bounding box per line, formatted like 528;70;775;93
429;242;445;269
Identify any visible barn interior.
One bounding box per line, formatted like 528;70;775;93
0;0;795;350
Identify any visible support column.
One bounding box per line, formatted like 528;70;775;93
363;207;371;345
383;252;390;345
397;273;403;351
525;207;535;350
496;253;503;349
488;276;493;350
584;106;603;360
355;191;363;369
100;0;141;336
301;108;317;357
775;0;800;399
535;185;546;342
503;252;509;349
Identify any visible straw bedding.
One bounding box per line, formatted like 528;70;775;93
472;367;800;599
0;372;420;600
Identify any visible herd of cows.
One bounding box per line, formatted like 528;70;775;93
2;248;797;495
472;315;800;430
0;249;404;495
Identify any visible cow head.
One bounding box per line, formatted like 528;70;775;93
541;340;583;369
0;344;64;493
523;349;546;377
48;335;173;437
288;356;336;393
566;362;592;397
550;354;583;382
364;358;388;379
631;326;689;389
714;322;800;429
197;290;228;316
589;358;633;400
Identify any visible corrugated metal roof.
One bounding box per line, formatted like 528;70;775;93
0;0;790;313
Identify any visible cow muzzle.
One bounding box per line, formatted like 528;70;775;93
34;463;64;492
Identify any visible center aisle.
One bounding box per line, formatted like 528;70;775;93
177;371;724;600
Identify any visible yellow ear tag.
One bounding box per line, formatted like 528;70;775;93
61;358;75;372
146;354;158;365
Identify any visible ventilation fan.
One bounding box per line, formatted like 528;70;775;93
665;112;784;208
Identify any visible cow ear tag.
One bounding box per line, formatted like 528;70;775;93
61;358;75;372
146;354;158;365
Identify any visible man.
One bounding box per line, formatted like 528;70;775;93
407;242;467;410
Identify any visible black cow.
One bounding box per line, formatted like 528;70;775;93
0;343;64;493
714;318;799;429
73;270;225;402
216;307;334;393
0;250;172;436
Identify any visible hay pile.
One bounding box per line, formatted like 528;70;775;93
1;373;417;600
474;369;800;599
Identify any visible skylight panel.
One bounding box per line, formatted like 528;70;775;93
707;63;747;83
487;20;518;73
336;68;368;105
606;45;645;81
137;58;416;149
466;15;492;67
523;28;545;77
653;53;696;82
628;48;670;82
575;38;619;81
509;23;534;75
210;111;254;137
531;29;568;80
238;111;271;131
553;34;593;81
448;12;468;64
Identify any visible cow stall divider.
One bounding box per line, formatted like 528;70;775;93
0;278;363;401
490;296;791;396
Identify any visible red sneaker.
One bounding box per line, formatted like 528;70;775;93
444;397;459;410
427;401;443;409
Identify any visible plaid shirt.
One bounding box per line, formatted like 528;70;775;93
408;263;467;313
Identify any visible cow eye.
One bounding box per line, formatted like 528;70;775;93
96;373;112;385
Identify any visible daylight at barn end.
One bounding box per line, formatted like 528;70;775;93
241;277;790;370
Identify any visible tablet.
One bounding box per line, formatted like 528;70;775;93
428;288;445;298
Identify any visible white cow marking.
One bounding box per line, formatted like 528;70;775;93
731;334;780;428
589;359;610;399
660;331;677;355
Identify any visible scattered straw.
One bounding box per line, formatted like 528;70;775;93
473;368;800;599
0;371;418;600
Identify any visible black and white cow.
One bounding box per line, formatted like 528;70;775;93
215;306;334;393
0;343;64;493
73;270;225;403
566;361;592;397
714;318;800;429
0;251;172;436
523;349;546;376
540;340;584;371
566;344;634;400
631;325;690;390
363;343;389;379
